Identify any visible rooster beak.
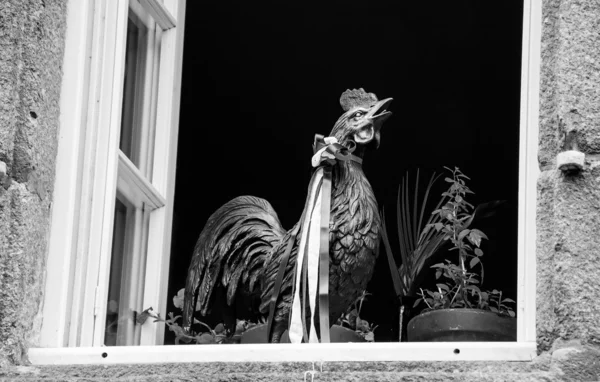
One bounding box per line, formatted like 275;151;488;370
370;98;393;127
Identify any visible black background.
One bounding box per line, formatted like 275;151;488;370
166;0;524;343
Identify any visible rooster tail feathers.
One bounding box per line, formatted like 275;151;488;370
182;196;286;329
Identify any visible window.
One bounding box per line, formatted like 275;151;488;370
37;0;184;349
31;0;540;364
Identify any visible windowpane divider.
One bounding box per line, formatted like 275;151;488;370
117;150;166;210
139;0;176;30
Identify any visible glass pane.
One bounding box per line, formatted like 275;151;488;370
119;14;147;167
105;199;128;346
105;195;151;346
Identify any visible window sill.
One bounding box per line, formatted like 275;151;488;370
29;342;537;365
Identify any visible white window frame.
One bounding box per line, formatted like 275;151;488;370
31;0;540;364
37;0;184;349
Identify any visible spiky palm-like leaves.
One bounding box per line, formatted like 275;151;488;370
381;170;449;300
381;170;449;341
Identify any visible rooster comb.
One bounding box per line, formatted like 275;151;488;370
340;88;378;112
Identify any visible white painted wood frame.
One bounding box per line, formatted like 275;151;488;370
139;0;177;30
40;0;94;348
29;342;537;365
40;0;183;348
139;0;186;345
516;0;541;343
35;0;539;364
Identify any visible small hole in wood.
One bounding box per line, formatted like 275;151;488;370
101;352;108;358
30;111;37;119
453;348;460;355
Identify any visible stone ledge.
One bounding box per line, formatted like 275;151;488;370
0;357;557;382
4;344;599;381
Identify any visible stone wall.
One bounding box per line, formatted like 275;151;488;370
536;0;600;353
0;0;67;367
2;349;600;381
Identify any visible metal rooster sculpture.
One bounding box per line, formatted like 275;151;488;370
183;89;392;342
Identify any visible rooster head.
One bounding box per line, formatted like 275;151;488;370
329;88;393;150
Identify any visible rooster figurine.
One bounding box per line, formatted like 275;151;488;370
183;88;392;342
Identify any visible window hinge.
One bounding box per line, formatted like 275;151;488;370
94;285;103;317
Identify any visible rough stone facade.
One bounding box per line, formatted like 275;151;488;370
0;0;68;367
536;0;600;355
1;0;600;380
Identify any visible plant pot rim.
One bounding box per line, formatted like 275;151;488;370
407;307;516;342
413;308;514;319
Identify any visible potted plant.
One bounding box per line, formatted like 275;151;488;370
406;167;516;342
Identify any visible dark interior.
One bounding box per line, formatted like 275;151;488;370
166;0;524;343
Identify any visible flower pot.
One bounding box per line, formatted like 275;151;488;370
240;324;366;344
407;309;516;342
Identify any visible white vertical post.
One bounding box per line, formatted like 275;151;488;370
41;0;93;348
80;0;128;347
141;0;186;345
517;0;541;343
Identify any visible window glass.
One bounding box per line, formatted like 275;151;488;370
105;198;128;346
119;13;147;168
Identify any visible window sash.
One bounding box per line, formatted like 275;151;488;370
41;0;181;348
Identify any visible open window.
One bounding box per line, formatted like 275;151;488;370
31;0;539;364
37;0;184;349
165;0;539;353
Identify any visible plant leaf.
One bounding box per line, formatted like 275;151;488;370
467;230;483;247
458;229;470;241
380;213;406;298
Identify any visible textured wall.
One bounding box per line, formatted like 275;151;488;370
0;0;67;367
0;358;560;382
537;0;600;353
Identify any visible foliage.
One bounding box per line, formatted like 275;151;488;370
137;306;262;344
144;288;378;343
336;290;378;342
413;167;515;318
380;170;450;299
139;287;265;344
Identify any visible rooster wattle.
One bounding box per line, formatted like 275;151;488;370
183;88;392;342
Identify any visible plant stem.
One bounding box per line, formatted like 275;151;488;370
399;304;404;342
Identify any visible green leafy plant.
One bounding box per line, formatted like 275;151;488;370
414;167;515;318
137;307;262;344
139;288;264;344
336;290;378;342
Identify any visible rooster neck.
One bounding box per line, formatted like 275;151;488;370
330;160;380;248
331;161;372;199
